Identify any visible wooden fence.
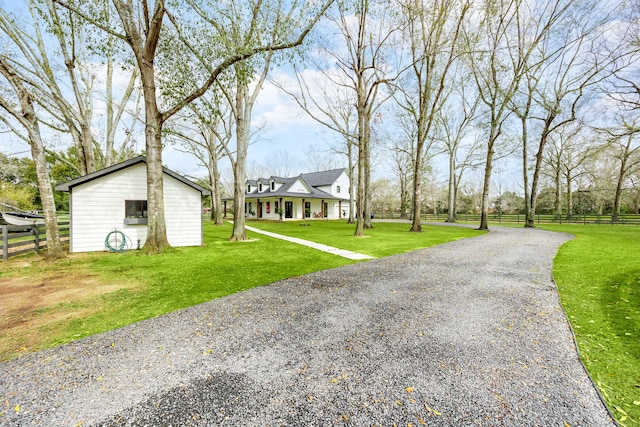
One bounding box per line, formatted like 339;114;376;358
372;212;640;225
1;222;69;261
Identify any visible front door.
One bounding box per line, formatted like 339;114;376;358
285;201;293;219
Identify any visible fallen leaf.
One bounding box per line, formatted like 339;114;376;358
424;403;441;416
396;400;403;406
14;404;20;414
405;387;414;393
417;416;427;425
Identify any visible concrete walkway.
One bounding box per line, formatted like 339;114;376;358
243;224;374;260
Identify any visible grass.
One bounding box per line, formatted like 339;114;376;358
246;220;481;258
0;220;482;360
542;224;640;426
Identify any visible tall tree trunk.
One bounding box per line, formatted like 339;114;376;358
410;153;423;231
554;163;562;217
29;128;63;258
106;56;115;167
347;140;355;224
140;66;169;253
479;131;496;230
446;152;456;223
565;171;573;218
363;116;373;229
0;58;63;258
612;140;629;222
211;148;224;225
229;82;249;241
355;136;366;237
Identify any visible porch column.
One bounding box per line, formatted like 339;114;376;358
302;198;305;218
321;199;324;218
339;200;342;219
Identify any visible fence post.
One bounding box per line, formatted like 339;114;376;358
33;225;40;254
2;226;7;261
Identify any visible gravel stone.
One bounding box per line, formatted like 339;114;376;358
0;225;615;426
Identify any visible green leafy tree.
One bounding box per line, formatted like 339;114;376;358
53;0;335;252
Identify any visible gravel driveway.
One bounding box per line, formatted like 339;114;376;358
0;226;615;426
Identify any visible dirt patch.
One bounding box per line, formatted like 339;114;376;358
0;263;135;359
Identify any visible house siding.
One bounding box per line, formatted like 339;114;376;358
246;196;349;220
69;164;202;253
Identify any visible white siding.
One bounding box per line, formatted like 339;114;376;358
164;174;203;247
289;178;311;193
333;171;351;198
69;164;202;253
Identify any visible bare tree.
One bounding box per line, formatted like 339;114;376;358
466;0;572;230
0;57;63;258
515;1;624;228
274;72;358;223
274;0;398;234
165;95;232;225
388;141;413;219
394;0;471;232
603;118;640;221
330;0;399;235
225;53;274;241
0;0;141;174
266;150;301;177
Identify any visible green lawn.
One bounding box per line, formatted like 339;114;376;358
542;224;640;426
246;219;481;258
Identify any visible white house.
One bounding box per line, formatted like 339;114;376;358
229;168;352;220
55;156;210;253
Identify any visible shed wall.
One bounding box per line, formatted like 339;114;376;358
69;164;202;252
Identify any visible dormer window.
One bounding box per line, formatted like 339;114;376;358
247;184;251;193
271;181;275;190
259;183;263;192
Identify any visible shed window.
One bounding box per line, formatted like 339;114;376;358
124;200;147;224
125;200;147;218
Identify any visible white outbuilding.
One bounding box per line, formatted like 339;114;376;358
55;156;210;253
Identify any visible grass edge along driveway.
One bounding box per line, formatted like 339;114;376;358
543;224;640;427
